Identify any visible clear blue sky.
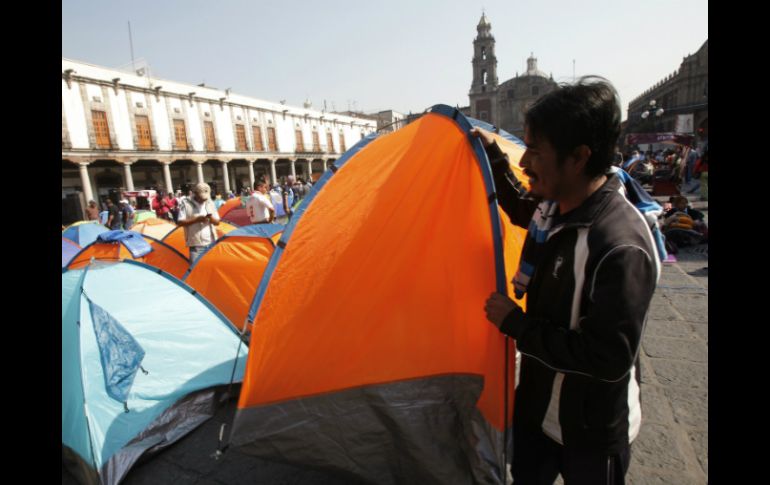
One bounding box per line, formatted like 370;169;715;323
62;0;708;121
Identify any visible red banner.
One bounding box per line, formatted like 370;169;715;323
626;133;694;145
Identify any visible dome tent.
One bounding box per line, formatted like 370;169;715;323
62;237;81;269
66;231;190;279
62;221;109;247
229;106;530;484
160;222;238;260
62;260;248;485
183;224;283;330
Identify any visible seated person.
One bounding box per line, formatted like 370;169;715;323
662;195;707;250
629;157;654;184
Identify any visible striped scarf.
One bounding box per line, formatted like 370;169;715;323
513;200;559;299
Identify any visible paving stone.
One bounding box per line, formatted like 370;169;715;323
687;429;708;476
665;293;708;322
631;423;688;471
647;303;682;322
643;337;707;363
663;388;708;429
644;319;698;340
640;385;675;425
639;353;657;385
627;462;704;485
650;359;707;390
690;324;708;342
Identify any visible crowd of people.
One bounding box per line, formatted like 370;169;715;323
617;143;709;201
610;143;710;255
80;175;316;263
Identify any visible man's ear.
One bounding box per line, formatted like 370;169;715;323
570;145;592;176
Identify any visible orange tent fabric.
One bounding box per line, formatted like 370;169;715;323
217;197;243;218
67;234;189;279
161;222;237;259
129;218;177;240
183;225;282;330
230;106;529;484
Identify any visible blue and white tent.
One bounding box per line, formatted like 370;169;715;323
62;260;248;485
63;222;109;247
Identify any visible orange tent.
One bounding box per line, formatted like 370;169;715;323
217;197;251;226
183;224;283;330
161;222;237;259
230;106;529;484
67;231;190;279
129;217;177;240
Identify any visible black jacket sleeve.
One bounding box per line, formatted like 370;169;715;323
486;141;540;229
499;245;656;382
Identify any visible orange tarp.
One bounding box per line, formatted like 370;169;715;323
239;112;529;432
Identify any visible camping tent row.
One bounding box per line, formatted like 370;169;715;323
62;259;248;485
66;231;190;279
161;221;238;260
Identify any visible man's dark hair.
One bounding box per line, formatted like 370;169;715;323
525;76;621;179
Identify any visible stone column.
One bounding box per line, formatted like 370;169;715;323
79;163;94;203
162;162;174;194
323;160;328;171
290;159;297;179
196;162;205;184
306;160;313;180
269;159;277;186
248;160;256;189
123;162;135;191
222;161;231;194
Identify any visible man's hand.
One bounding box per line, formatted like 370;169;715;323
470;127;496;148
484;292;520;329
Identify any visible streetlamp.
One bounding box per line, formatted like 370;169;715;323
641;99;664;120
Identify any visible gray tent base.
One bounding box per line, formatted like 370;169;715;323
230;374;511;485
63;385;235;485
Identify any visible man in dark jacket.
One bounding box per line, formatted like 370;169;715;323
473;76;659;485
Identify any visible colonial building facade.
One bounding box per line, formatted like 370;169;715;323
468;14;558;138
624;40;708;147
62;58;376;217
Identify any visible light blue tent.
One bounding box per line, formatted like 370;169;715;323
62;260;248;485
63;222;109;247
62;237;80;268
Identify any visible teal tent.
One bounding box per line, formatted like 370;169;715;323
62;260;248;485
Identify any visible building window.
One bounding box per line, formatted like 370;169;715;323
482;46;487;60
267;127;278;152
295;129;305;152
173;119;188;150
236;124;248;151
312;131;321;152
531;86;540;96
339;132;346;153
135;115;152;150
92;110;111;149
252;126;264;151
327;132;335;153
482;69;488;85
507;90;515;99
204;121;216;151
